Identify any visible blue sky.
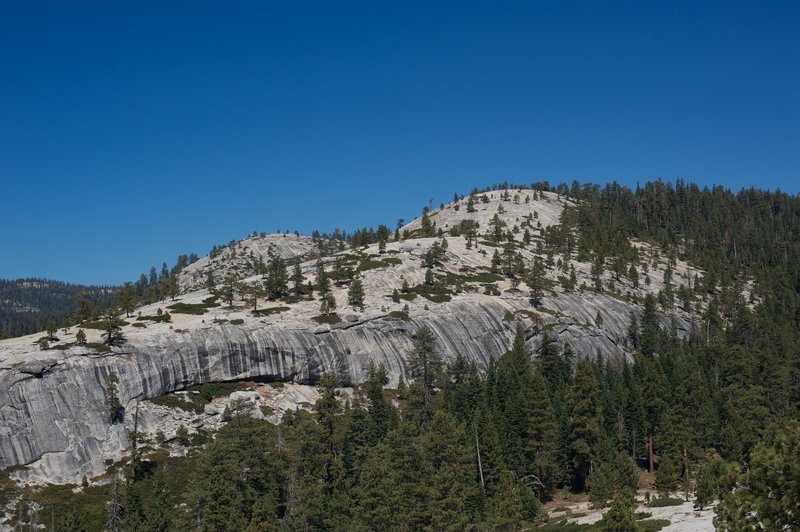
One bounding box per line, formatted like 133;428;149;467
1;1;798;285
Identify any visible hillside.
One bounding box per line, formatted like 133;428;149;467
1;182;798;530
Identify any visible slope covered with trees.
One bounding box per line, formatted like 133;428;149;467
0;279;117;339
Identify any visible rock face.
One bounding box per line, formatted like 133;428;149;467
177;232;320;291
1;298;516;483
0;189;701;484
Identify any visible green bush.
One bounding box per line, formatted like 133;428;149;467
137;314;170;323
640;519;671;531
85;342;112;353
253;306;291;316
388;311;411;321
647;496;684;507
79;319;129;330
420;293;452;303
311;314;342;325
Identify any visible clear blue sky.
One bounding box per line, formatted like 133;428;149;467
1;1;798;285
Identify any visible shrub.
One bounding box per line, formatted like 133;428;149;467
311;314;341;325
388;311;411;321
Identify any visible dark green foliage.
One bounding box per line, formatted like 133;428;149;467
693;455;738;510
264;255;289;299
596;492;642;531
167;297;219;315
646;496;684;507
0;279;117;339
311;313;341;324
570;359;603;492
406;325;442;424
106;372;123;424
388;310;410;321
347;276;365;310
715;420;800;531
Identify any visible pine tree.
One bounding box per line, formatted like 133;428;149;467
485;471;525;529
526;256;546;307
315;259;330;297
597;492;642;531
106;372;123;424
716;421;800;530
422;411;478;530
60;509;88;532
290;264;304;295
45;320;57;340
406;325;442;425
220;274;237;308
348;277;365;310
100;308;125;345
525;369;559;498
264;255;288;299
570;359;603;492
117;282;138;317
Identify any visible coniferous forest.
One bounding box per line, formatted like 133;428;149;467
4;180;800;531
0;279;117;340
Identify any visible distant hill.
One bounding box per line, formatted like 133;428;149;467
0;278;117;339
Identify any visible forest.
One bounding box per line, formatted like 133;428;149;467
0;279;116;340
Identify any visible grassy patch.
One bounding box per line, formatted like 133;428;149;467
407;283;453;303
282;294;312;304
395;292;417;301
388;311;411;321
640;519;671;531
420;292;452;303
131;322;147;328
50;341;77;350
358;257;402;271
449;271;504;284
137;314;170;323
253;306;290;316
311;314;342;325
647;497;684;507
168;302;211;315
229;318;245;325
86;342;112;353
79;319;130;330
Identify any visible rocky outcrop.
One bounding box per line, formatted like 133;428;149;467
177;233;319;291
